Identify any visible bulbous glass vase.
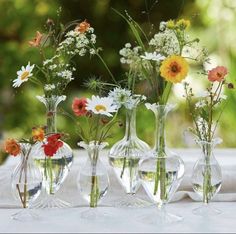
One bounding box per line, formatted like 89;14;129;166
77;141;109;219
32;95;73;208
11;143;42;221
138;104;185;224
191;138;222;216
109;103;150;207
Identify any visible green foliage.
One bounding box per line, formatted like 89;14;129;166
0;0;236;152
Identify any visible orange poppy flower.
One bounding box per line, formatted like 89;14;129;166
4;139;21;156
28;31;43;47
75;20;90;33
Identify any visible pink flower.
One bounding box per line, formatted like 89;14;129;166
72;97;88;116
208;66;228;82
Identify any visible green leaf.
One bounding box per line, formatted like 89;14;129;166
112;8;145;50
161;82;172;104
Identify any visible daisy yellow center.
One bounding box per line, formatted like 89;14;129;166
20;71;30;80
95;104;107;112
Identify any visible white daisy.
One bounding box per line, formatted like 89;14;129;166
13;62;35;88
86;95;118;117
140;52;166;61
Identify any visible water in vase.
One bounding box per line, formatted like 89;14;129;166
109;156;140;193
78;172;109;204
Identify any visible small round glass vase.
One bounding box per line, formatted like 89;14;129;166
32;95;73;209
138;103;185;224
191;138;222;216
109;104;150;208
11;143;42;221
77;141;109;220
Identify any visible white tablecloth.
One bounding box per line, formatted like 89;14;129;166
0;149;236;233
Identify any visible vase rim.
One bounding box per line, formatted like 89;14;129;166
145;102;176;110
78;141;109;150
196;137;223;145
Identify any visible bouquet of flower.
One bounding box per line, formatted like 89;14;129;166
184;66;233;206
184;65;233;143
72;95;119;143
72;95;119;207
3;127;63;208
12;18;100;97
118;13;208;104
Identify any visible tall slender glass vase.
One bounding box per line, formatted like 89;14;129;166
11;143;42;220
138;104;185;224
32;95;73;208
77;141;109;219
109;104;150;207
192;138;222;216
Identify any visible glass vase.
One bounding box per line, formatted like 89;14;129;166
11;143;42;221
77;141;109;219
109;104;150;207
191;138;222;216
32;95;73;208
138;104;185;224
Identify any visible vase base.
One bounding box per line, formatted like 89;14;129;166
113;194;152;208
32;195;71;209
11;209;40;221
137;207;183;225
193;204;221;216
81;208;110;220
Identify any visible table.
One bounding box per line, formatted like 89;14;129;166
0;149;236;233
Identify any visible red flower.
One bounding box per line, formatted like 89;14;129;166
208;66;228;82
42;134;63;157
72;97;88;116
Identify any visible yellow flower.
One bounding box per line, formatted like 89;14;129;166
176;19;190;29
166;19;175;29
160;55;189;83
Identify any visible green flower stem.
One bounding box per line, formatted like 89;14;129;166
202;145;212;204
120;108;133;179
90;175;99;208
90;146;99;208
48;157;53;194
153;107;167;201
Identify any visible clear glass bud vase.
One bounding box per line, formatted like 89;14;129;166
32;95;73;208
138;104;185;224
192;138;222;216
77;141;109;219
11;143;42;221
109;104;150;207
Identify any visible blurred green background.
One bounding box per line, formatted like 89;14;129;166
0;0;236;155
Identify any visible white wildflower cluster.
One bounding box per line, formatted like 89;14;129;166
119;43;142;66
196;117;209;139
57;70;74;81
108;87;146;110
195;100;206;109
159;21;167;31
140;52;165;62
44;84;56;91
149;29;180;56
57;27;97;57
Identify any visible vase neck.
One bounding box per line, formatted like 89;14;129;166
198;141;215;160
37;95;66;134
20;143;32;163
124;107;137;140
152;105;172;156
